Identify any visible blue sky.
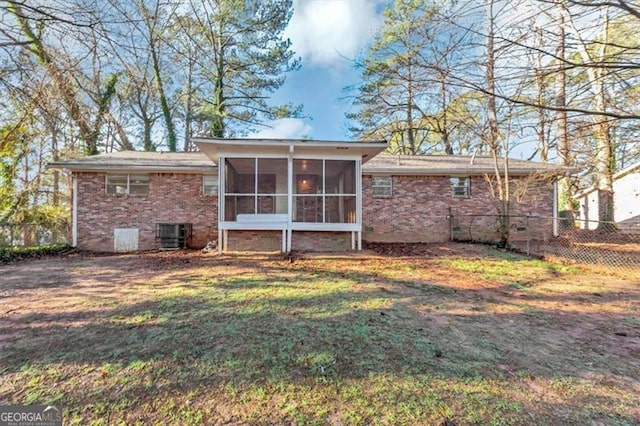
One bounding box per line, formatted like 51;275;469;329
249;0;540;161
251;0;385;140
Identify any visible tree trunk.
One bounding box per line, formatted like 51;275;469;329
595;115;615;229
211;32;226;138
143;114;154;152
151;39;176;151
183;56;194;151
440;76;453;155
486;0;509;247
560;2;616;227
108;113;134;150
51;125;60;242
555;9;573;220
9;3;98;155
534;28;548;162
406;88;416;154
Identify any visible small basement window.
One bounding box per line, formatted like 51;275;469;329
372;176;392;197
203;175;218;195
106;174;149;195
451;177;471;197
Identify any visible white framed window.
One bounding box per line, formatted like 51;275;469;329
372;176;392;197
203;175;218;195
451;177;471;197
106;174;149;195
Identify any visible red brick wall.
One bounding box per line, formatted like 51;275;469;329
75;170;553;252
75;172;217;251
224;230;351;252
362;174;554;243
291;231;351;252
226;230;283;252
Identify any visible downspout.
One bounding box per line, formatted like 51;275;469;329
553;178;559;237
72;173;78;247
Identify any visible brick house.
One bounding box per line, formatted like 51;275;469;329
575;161;640;233
50;138;563;252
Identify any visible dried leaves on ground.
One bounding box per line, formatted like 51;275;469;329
1;244;638;425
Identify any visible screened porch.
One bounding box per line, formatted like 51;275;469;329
193;138;387;252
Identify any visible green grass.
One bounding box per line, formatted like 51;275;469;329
0;248;638;424
441;248;580;285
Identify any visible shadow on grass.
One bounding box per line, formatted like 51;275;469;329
1;254;639;424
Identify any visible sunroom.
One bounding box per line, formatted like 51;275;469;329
193;138;387;252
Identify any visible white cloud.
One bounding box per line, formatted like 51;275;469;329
250;118;313;139
284;0;382;67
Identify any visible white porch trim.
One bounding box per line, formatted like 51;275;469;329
287;145;293;252
204;139;387;253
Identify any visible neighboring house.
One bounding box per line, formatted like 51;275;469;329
49;138;564;252
575;162;640;233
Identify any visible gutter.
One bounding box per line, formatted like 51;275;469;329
191;137;388;148
47;164;217;173
361;168;564;176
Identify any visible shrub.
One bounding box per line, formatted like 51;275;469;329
0;244;72;263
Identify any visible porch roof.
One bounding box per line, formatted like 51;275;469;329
192;137;388;164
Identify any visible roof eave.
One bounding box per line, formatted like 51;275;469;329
613;161;640;180
47;163;217;173
191;137;387;147
193;138;388;164
361;167;564;176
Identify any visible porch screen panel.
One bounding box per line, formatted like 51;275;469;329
224;157;288;220
325;196;356;223
325;160;356;223
224;158;255;221
294;160;322;222
225;158;254;193
258;158;287;214
293;159;357;224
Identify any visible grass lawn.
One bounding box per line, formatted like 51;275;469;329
1;243;639;425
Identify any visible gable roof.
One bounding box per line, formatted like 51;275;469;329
574;160;640;198
613;160;640;180
48;151;216;172
362;154;569;176
49;150;569;176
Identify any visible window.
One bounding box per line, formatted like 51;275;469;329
372;176;392;197
451;177;470;197
106;174;149;195
203;175;218;195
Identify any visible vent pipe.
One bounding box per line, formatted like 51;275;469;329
470;148;479;165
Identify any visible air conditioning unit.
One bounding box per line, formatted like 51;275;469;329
155;223;192;249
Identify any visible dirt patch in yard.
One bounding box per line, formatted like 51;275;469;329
1;244;639;424
363;241;491;257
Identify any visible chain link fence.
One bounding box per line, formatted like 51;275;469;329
0;222;70;247
450;213;640;271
